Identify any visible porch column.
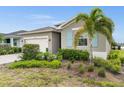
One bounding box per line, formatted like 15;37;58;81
1;40;4;44
10;38;14;47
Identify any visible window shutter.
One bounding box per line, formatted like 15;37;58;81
66;31;73;48
92;33;98;47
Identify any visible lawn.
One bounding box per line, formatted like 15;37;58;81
0;61;124;87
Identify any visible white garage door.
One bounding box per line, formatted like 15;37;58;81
24;37;48;52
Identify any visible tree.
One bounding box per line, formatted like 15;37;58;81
73;8;114;63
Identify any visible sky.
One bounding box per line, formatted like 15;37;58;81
0;6;124;43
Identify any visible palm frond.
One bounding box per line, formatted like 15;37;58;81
98;26;112;44
90;8;103;21
75;13;89;23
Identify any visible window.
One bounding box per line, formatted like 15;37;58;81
78;36;87;46
13;39;17;46
5;39;10;43
66;31;73;48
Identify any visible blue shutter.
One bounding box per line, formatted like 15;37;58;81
66;31;73;48
92;33;98;47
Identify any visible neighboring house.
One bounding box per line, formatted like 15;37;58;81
2;30;27;47
0;17;111;59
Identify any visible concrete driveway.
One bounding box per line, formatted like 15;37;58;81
0;53;22;64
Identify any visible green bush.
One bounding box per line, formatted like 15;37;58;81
94;57;121;73
120;57;124;64
35;52;44;60
107;50;120;59
98;68;106;77
106;59;121;73
8;60;62;69
78;64;85;74
47;53;56;62
87;65;94;72
93;57;106;67
0;44;21;55
58;49;89;61
36;52;58;61
11;47;22;53
22;44;39;60
57;54;63;61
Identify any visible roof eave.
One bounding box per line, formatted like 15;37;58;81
18;30;60;35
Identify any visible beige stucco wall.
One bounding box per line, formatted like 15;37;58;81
61;21;111;52
21;32;53;52
21;31;61;53
61;21;84;49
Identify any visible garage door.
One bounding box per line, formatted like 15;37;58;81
24;37;48;52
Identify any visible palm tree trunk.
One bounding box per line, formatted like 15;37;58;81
89;37;93;63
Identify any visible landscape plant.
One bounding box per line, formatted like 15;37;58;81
0;44;21;55
8;60;62;69
58;49;89;61
74;8;114;63
78;64;85;74
98;67;106;77
87;65;94;72
21;44;39;60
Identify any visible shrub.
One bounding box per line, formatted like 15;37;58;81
78;64;85;74
87;65;94;72
0;44;22;55
11;47;22;53
58;49;89;61
120;57;124;64
98;68;106;77
8;60;62;69
36;52;57;61
67;62;71;70
22;44;39;60
57;54;63;61
107;50;120;59
47;53;56;62
93;57;106;67
106;59;121;73
0;44;10;55
94;57;121;73
43;52;56;61
35;52;44;60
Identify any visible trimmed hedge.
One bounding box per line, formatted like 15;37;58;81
8;60;62;69
22;44;39;60
58;49;89;61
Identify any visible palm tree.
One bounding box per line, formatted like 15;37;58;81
73;8;114;63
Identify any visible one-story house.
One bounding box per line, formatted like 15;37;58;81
1;17;111;59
